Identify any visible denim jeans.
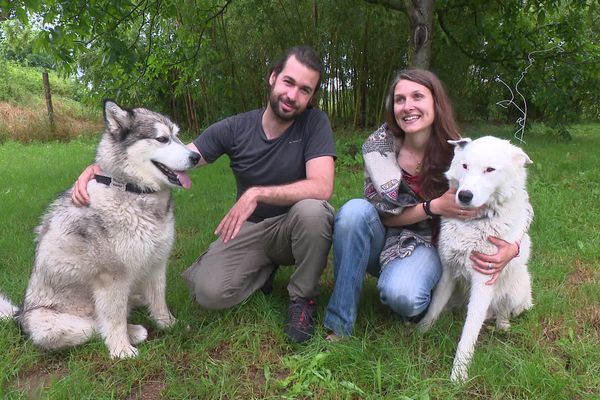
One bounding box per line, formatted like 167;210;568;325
323;198;442;336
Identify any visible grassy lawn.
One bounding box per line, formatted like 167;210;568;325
0;124;598;399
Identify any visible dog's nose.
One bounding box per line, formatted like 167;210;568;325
458;190;473;204
189;153;201;166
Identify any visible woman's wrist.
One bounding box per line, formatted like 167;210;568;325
422;199;438;218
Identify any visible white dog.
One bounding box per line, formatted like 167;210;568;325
0;101;199;358
418;136;534;382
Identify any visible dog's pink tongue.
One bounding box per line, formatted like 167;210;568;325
176;171;192;189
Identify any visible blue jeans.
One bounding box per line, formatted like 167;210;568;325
323;199;442;336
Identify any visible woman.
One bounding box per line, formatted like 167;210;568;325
323;69;520;339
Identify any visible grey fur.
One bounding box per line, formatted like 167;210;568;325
1;101;199;358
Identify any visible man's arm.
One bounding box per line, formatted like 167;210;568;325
186;143;208;167
215;155;334;242
250;155;334;204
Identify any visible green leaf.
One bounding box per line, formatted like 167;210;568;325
537;9;546;25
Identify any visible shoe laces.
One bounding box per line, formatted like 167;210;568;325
289;299;316;328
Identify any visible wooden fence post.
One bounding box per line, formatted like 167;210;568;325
42;71;55;131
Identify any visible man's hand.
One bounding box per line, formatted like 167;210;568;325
72;164;101;206
470;236;520;285
215;187;260;243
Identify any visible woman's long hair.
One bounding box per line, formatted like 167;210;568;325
384;69;461;199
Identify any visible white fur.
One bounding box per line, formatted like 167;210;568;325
1;102;199;358
0;293;18;319
418;136;534;382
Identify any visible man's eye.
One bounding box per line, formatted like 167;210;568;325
156;137;169;143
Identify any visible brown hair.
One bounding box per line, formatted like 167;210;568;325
268;46;323;107
384;69;461;199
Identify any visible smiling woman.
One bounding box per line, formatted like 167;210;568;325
323;69;520;340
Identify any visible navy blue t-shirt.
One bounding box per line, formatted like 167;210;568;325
193;108;336;222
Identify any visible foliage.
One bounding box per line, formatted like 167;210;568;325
0;126;599;398
0;19;54;68
0;0;598;134
434;0;600;127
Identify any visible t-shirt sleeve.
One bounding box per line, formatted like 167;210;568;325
304;109;336;162
192;117;234;163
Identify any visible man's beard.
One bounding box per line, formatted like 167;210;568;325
269;91;303;122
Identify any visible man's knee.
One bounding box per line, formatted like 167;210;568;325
183;264;239;310
190;281;235;310
289;199;334;233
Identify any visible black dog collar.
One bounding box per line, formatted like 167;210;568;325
94;175;156;194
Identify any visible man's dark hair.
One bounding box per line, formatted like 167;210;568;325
269;46;323;104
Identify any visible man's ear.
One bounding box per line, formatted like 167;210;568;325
268;71;277;86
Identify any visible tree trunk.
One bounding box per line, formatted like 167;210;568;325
365;0;434;69
42;71;55;131
404;0;433;69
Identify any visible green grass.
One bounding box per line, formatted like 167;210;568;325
0;125;599;399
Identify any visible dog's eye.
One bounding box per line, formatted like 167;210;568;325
462;164;468;170
155;137;169;143
485;167;495;173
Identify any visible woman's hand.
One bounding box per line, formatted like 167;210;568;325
470;236;520;285
71;163;101;206
430;188;482;220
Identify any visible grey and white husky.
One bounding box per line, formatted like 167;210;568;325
0;101;200;358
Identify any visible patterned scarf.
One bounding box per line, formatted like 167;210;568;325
362;124;434;269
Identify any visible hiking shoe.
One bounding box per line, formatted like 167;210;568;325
284;298;316;343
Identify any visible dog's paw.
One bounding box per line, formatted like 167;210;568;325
110;344;139;359
450;366;469;383
127;324;148;344
416;319;433;333
154;313;176;329
495;319;511;331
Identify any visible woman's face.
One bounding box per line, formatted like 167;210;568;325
393;79;435;135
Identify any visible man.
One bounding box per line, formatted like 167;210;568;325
73;46;336;343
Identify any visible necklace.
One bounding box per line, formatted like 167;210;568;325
415;160;422;174
399;147;423;174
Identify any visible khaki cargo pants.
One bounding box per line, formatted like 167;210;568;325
181;199;335;309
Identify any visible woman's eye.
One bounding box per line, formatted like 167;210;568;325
156;137;169;143
485;167;496;173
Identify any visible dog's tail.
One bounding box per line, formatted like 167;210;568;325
0;293;18;319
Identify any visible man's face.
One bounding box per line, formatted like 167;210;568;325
268;55;320;121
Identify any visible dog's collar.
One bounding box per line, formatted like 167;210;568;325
94;175;156;194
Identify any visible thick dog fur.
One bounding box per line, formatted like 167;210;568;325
0;101;199;358
418;136;534;382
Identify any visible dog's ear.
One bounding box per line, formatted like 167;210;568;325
513;147;533;166
448;138;471;152
103;100;133;140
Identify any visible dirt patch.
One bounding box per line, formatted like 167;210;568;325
128;373;166;400
208;340;230;361
575;304;600;336
12;364;69;397
540;316;565;342
567;259;599;287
